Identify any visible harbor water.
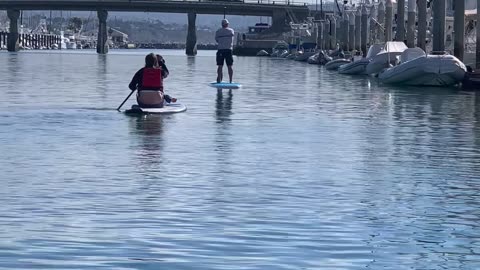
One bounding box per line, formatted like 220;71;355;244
0;50;480;269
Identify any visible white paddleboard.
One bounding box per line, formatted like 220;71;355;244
208;82;242;89
125;103;187;114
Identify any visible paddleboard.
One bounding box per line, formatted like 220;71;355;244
125;104;187;114
209;82;242;89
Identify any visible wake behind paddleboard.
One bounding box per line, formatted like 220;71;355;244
208;82;242;89
125;104;187;115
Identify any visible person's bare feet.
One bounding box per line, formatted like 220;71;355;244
171;98;177;103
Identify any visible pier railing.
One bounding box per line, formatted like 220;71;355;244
128;0;309;6
0;0;309;7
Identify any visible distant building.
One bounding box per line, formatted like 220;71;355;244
109;28;128;47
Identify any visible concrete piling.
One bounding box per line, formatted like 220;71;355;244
453;0;464;60
330;16;337;50
323;20;329;50
369;5;376;44
385;0;393;41
336;16;341;49
186;12;197;56
377;1;385;43
349;12;355;51
317;22;323;50
342;14;349;51
271;10;287;33
355;8;361;51
406;0;416;47
7;9;20;52
476;0;480;68
361;5;368;57
396;0;405;41
432;0;446;52
417;0;427;50
97;10;109;54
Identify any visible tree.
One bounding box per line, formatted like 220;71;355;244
67;17;83;33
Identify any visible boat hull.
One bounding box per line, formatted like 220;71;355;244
325;59;351;70
378;55;466;86
294;52;316;62
338;59;370;75
365;51;403;75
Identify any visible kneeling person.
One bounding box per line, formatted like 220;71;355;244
128;53;173;108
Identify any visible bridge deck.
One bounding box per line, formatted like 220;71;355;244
0;0;310;16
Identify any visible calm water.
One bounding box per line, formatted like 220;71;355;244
0;49;480;269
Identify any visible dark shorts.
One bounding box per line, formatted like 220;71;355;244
216;49;234;66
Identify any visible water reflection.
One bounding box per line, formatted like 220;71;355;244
1;51;480;269
96;54;108;99
215;89;233;123
214;89;233;164
6;53;20;97
128;115;165;170
186;55;196;67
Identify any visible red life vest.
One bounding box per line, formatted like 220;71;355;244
141;67;163;91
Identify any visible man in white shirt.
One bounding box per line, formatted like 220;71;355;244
215;19;234;83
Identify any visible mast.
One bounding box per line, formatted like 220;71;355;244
320;0;323;19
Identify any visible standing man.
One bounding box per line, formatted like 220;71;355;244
215;19;234;83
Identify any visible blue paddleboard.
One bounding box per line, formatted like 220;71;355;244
209;82;242;89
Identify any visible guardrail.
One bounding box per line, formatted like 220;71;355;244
243;0;308;6
0;0;309;6
131;0;309;5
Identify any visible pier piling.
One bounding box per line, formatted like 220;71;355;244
369;5;376;44
406;0;416;47
323;20;329;50
432;0;446;52
349;13;355;51
186;12;197;56
317;22;323;50
385;0;393;41
324;20;330;50
355;8;361;51
7;9;20;52
97;10;109;54
272;10;287;33
339;16;343;51
377;1;385;43
417;0;427;50
476;0;480;68
361;5;368;57
342;14;349;52
396;0;405;41
453;0;464;60
330;16;337;50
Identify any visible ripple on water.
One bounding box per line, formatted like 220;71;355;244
0;50;480;269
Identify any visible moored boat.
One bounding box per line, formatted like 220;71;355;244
294;51;316;62
338;44;383;75
256;50;270;56
366;41;408;75
325;58;351;70
378;50;466;86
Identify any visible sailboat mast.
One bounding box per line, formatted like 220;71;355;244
320;0;323;19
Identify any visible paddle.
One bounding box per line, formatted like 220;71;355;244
116;89;136;111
